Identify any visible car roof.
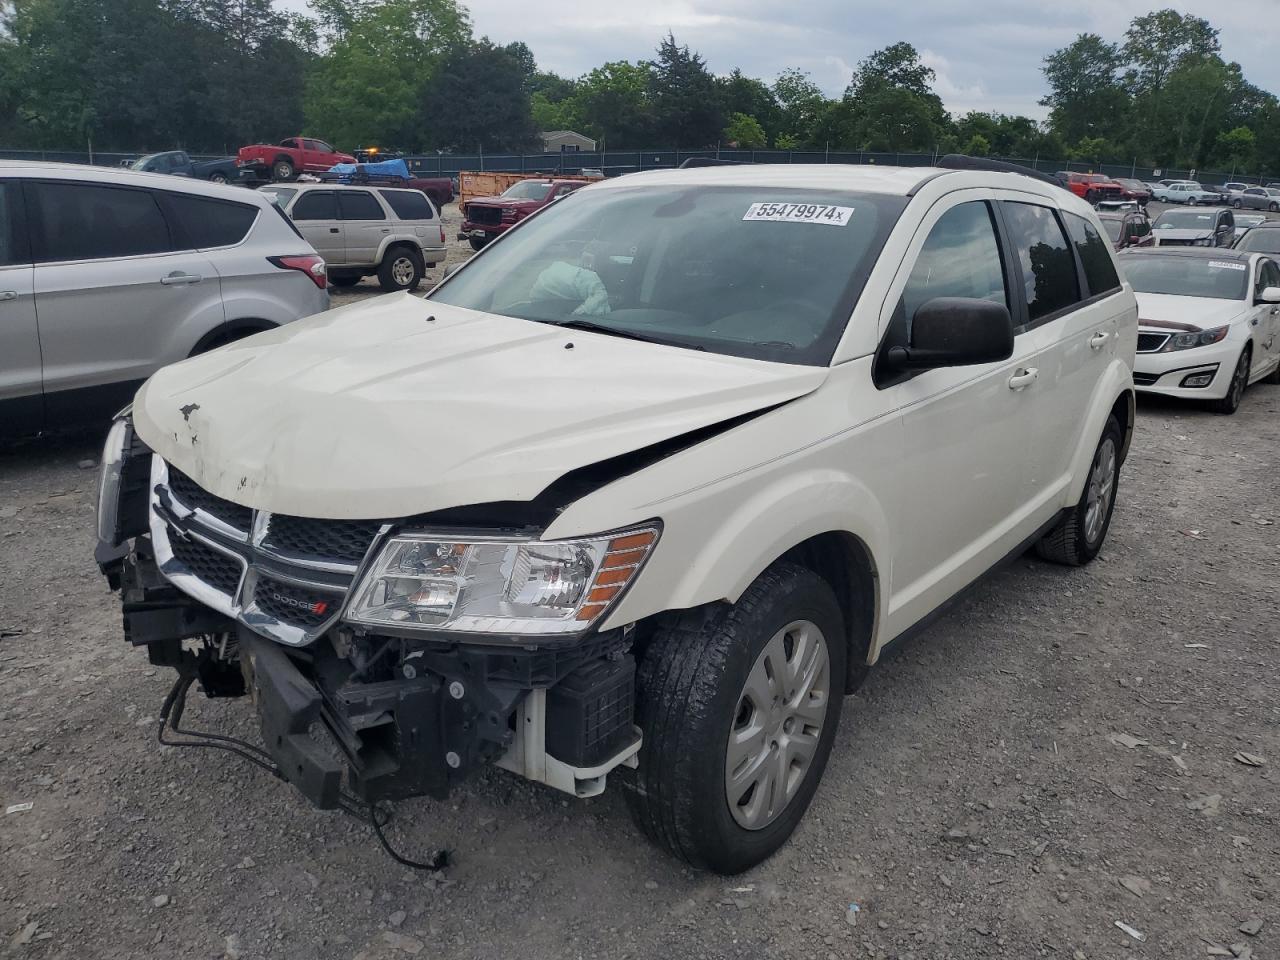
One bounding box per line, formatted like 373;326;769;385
0;158;270;204
1155;205;1232;214
273;181;400;191
592;164;994;197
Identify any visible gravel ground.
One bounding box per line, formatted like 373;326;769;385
2;203;1279;960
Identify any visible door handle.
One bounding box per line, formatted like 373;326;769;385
381;228;390;233
329;227;340;233
0;290;17;302
160;272;202;285
1008;367;1039;390
1089;332;1110;350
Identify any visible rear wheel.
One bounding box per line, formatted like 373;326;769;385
1270;201;1279;213
272;159;296;182
209;171;229;185
1035;415;1122;566
1211;347;1251;414
623;562;846;874
1232;198;1243;209
377;246;424;292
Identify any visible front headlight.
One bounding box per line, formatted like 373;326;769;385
95;416;132;545
345;525;660;636
1163;325;1229;351
1195;237;1213;246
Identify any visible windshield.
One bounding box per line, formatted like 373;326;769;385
130;153;161;170
430;185;906;364
1235;229;1280;254
1101;219;1123;242
1154;210;1217;230
1121;255;1248;300
501;181;552;201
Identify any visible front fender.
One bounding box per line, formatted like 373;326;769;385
1065;360;1134;505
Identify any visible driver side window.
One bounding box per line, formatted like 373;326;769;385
899;201;1008;338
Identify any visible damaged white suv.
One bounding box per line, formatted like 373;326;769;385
97;161;1137;874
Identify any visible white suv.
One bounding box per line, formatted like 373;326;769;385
262;183;446;292
0;161;328;437
96;163;1138;874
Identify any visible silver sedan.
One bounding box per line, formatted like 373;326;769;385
1234;187;1280;212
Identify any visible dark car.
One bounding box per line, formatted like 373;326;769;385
1112;178;1152;205
130;150;243;184
1233;220;1280;254
1151;206;1235;247
1098;210;1154;251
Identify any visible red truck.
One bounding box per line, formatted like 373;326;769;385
237;137;355;182
458;178;589;250
1056;171;1125;204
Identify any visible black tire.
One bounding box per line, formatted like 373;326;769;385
209;171;229;184
377;246;424;292
1035;415;1123;566
1270;202;1279;213
623;562;847;874
1187;195;1198;206
272;158;296;182
1085;189;1098;205
328;274;362;288
468;236;488;252
1211;346;1251;414
1232;198;1243;209
1266;356;1280;385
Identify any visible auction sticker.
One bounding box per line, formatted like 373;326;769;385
743;202;853;226
1207;260;1246;271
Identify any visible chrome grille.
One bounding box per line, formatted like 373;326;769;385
149;457;388;647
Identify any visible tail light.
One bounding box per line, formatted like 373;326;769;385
269;254;327;290
439;225;445;243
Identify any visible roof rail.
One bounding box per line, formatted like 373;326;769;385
936;154;1068;190
679;157;748;168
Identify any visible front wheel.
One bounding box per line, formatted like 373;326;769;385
1270;202;1279;213
1232;198;1243;208
1035;415;1122;566
1211;347;1251;414
377;247;424;292
468;236;488;252
1084;189;1098;205
623;562;847;874
1187;196;1198;206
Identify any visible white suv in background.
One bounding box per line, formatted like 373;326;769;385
97;161;1137;875
261;183;447;292
0;161;328;437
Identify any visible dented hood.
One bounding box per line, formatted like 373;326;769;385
133;294;827;519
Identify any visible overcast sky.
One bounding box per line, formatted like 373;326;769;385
288;1;1280;120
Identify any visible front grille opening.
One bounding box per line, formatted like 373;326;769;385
168;468;253;531
253;576;339;629
169;533;243;596
1137;333;1168;352
264;516;383;565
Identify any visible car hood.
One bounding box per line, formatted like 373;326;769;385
1154;228;1214;241
132;295;827;520
1135;293;1244;331
468;196;540;208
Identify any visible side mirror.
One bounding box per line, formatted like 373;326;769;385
885;297;1014;371
1259;286;1280;304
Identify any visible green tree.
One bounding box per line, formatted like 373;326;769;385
1040;34;1129;147
1122;9;1219;146
420;39;539;152
649;33;722;147
1068;136;1114;163
772;68;827;147
572;60;655;147
717;69;781;143
963;133;991;156
305;0;471;150
838;43;948;151
1215;125;1255;170
723;112;766;148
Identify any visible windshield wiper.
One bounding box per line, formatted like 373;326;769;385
545;318;702;349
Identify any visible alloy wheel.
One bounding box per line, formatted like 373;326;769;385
725;620;830;831
391;256;416;287
1083;437;1118;546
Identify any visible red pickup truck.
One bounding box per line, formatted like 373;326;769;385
237;137;355;182
1056;171;1125;204
458;178;588;250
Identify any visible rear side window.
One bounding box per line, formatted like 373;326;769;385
378;189;434;220
163;193;258;249
1000;202;1081;323
292;191;338;220
1064;213;1121;296
0;181;28;266
338;191;385;221
29;181;171;262
900;200;1008;331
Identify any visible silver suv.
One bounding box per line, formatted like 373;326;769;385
0;161;329;437
261;183;446;292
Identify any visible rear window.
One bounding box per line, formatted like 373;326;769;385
338;191;384;221
1064;213;1121;296
1000;201;1081;322
29;181;171;262
379;189;435;220
163;193;258;248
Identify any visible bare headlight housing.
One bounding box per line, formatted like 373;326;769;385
95;416;132;545
345;525;660;637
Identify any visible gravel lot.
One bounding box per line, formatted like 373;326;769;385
2;199;1278;960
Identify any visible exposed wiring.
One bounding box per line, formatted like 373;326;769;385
156;674;444;866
